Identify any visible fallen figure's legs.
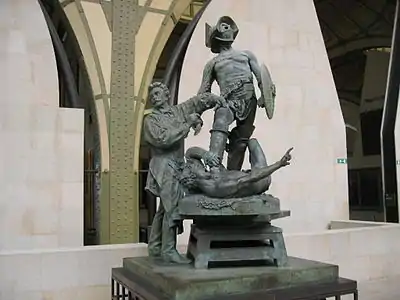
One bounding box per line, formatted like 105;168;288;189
244;138;272;193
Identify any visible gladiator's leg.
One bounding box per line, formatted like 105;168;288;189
148;202;164;257
209;107;234;164
227;99;257;171
227;125;256;171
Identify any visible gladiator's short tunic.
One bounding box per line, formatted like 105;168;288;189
198;50;260;122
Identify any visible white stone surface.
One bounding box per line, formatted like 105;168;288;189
0;105;84;250
2;223;400;300
284;221;400;285
0;0;59;107
0;244;147;300
0;0;85;250
179;0;348;234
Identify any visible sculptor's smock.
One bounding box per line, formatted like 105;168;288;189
143;95;215;224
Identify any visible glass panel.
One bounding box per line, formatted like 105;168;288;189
348;170;360;207
360;109;383;156
359;168;381;208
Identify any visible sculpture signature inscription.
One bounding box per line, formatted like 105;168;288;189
197;199;236;210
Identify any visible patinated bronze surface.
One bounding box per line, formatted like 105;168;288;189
199;16;276;171
112;267;358;300
143;82;225;263
124;14;357;300
144;17;288;265
181;139;292;198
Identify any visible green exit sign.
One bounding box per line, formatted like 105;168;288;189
337;158;347;164
397;160;400;165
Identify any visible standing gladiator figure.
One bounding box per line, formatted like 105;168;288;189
198;16;276;171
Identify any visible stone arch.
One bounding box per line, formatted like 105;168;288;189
131;0;194;180
59;0;111;175
54;0;112;244
318;0;396;221
105;0;206;243
129;0;207;231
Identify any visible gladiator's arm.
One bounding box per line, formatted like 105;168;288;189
143;115;190;149
198;60;215;94
245;50;262;89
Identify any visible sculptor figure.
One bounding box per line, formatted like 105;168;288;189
143;82;225;263
198;16;276;171
180;139;292;198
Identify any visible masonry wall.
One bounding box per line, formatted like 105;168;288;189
178;0;349;235
1;222;400;299
0;0;84;250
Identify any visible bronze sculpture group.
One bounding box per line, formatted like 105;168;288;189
143;16;293;266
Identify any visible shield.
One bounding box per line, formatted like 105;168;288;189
259;63;276;119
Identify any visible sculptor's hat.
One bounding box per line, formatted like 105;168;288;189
206;16;239;50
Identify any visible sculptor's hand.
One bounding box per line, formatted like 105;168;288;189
203;151;220;167
279;147;293;167
193;123;203;136
216;97;228;109
187;113;203;135
187;113;202;126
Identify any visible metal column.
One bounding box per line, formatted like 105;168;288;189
381;0;400;222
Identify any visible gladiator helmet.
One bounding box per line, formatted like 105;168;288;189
206;16;239;53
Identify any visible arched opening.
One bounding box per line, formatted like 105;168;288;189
334;48;390;221
314;0;396;222
137;21;188;242
138;0;207;242
40;0;100;245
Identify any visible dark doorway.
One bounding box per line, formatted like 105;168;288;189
314;0;396;222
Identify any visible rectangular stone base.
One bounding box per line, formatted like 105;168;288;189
120;256;339;300
187;223;288;268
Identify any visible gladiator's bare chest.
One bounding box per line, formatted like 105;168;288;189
213;52;251;80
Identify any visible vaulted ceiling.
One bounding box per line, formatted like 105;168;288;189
314;0;396;105
315;0;395;58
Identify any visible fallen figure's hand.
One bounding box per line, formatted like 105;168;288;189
279;147;294;167
203;151;220;168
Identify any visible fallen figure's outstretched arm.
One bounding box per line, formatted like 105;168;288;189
238;147;293;186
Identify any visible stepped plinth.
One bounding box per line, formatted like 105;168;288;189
180;193;290;269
